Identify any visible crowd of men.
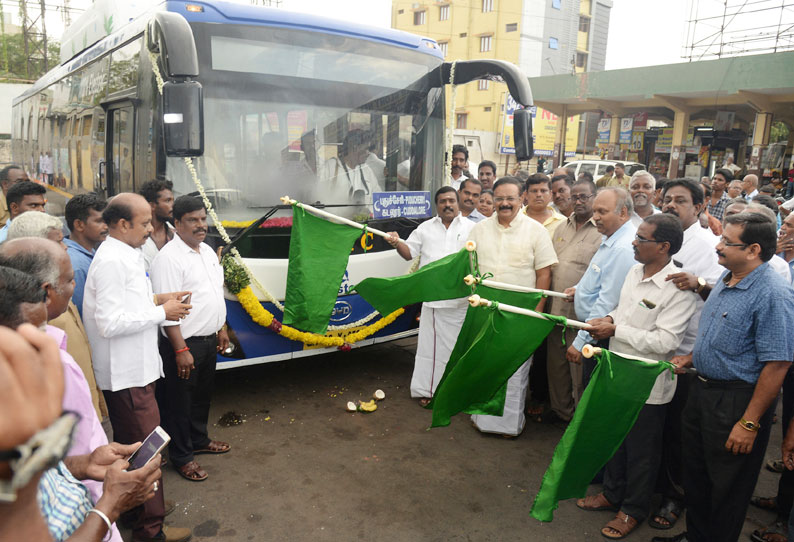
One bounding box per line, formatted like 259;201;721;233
390;161;794;542
3;156;794;542
0;166;233;542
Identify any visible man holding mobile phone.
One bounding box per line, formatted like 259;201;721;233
151;196;230;484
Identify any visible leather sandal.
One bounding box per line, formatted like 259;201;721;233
577;493;617;512
176;461;208;482
194;440;230;455
649;498;683;529
602;511;638;539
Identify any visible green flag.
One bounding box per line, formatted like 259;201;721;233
529;349;674;522
353;248;473;316
429;285;563;427
282;205;363;334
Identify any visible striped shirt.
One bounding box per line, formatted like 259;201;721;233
37;462;93;541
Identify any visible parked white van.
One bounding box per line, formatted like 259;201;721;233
562;160;647;179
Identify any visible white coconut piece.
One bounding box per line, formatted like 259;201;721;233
373;389;386;401
345;401;357;412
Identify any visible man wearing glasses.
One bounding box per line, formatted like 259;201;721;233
653;212;794;542
538;178;602;424
467;177;558;436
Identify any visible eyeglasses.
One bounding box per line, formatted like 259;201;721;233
493;197;520;204
571;194;594;202
634;234;663;244
718;236;749;248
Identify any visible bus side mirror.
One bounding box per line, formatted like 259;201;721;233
513;108;533;162
162;81;204;157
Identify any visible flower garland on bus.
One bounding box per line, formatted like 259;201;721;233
445;60;458;186
146;32;406;347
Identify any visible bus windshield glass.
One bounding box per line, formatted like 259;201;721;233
169;23;445;222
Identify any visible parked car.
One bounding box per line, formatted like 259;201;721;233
562;160;647;180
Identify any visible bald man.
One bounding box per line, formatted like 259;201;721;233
743;174;759;202
83;193;192;542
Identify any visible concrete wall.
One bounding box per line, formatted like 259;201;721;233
589;0;612;72
0;83;33;135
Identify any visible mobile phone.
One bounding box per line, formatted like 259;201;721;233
127;426;170;471
181;293;192;304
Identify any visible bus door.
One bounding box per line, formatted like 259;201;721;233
104;103;136;196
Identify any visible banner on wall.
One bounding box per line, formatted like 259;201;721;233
499;94;579;157
619;118;633;145
596;117;611;144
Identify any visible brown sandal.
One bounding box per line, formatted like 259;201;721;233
194;440;230;455
577;493;617;511
601;512;638;539
176;461;208;482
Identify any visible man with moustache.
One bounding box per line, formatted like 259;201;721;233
468;177;558;436
578;214;696;539
651;178;724;530
450;144;470;190
540;178;602;424
458;178;486;222
151;196;230;483
653;213;794;542
388;187;475;405
524;174;566;235
564;188;637;382
64;193;109;318
706;169;732;222
0;164;29;226
727;180;743;199
140;180;175;272
478;160;497;191
83;193;192;542
629;171;661;227
551;173;574;217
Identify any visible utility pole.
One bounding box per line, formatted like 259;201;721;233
40;0;48;71
18;0;31;78
0;2;8;74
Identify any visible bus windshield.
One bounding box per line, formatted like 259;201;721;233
168;23;445;222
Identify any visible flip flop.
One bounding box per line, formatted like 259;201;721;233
649;498;683;530
194;440;231;455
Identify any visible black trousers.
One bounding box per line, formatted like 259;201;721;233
775;366;794;518
158;334;218;467
683;376;776;542
603;402;666;520
655;372;693;503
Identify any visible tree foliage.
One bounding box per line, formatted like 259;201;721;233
0;32;60;81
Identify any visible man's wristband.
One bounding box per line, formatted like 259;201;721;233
738;418;760;432
175;346;190;354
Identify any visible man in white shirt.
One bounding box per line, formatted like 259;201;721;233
318;129;383;217
139;180;175;272
467;177;558;436
83;193;192;542
743;173;759;202
577;214;697;540
652;178;724;530
450;144;470;190
629;171;661;227
459;178;486;222
151;196;231;483
387;186;474;404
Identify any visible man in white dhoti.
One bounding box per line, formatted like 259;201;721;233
467;177;558;436
387;186;475;405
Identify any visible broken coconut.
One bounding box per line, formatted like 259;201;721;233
345;401;357;412
373;389;386;401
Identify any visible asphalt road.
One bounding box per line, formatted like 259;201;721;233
123;337;781;542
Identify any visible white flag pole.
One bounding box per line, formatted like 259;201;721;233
467;294;590;330
463;273;572;300
280;196;393;240
581;345;662;365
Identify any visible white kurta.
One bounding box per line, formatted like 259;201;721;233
405;215;475;398
468;213;559;436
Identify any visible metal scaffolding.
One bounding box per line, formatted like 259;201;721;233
684;0;794;61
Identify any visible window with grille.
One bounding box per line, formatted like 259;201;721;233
482;0;494;12
505;22;518;32
480;35;492;52
439;5;449;20
576;52;588;68
478;79;490;90
439;42;448;56
579;16;590;32
456;113;467;129
414;10;426;25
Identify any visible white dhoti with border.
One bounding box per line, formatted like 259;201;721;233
471;357;532;437
410;301;467;399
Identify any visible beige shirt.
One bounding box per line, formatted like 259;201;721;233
548;216;602;319
468;212;558;287
49;301;108;418
0;191;8;227
607;261;698;405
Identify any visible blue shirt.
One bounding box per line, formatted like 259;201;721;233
693;262;794;383
37;461;93;541
572;220;637;351
64;238;95;318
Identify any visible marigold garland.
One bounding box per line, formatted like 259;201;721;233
236;286;405;348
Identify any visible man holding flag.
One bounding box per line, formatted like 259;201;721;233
386;186;474;405
575;214;697;539
467;177;558;436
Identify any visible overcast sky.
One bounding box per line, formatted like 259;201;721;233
38;0;783;70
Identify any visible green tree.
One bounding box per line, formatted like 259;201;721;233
770;121;790;144
0;33;60;81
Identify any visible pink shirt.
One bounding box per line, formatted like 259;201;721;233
47;325;123;542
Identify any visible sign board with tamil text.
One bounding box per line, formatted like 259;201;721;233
372;191;432;219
